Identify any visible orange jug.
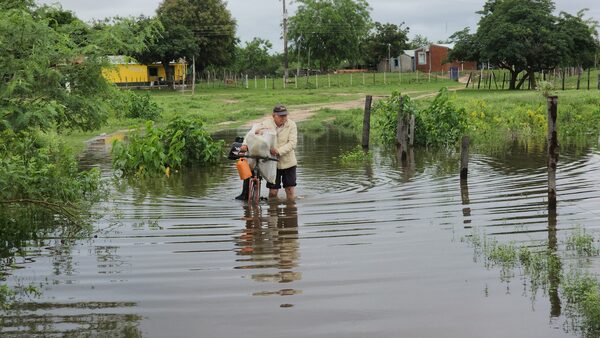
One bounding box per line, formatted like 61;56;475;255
236;158;252;180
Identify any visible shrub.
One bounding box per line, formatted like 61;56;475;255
338;145;372;165
0;130;102;258
415;88;468;147
124;91;162;120
112;116;224;177
372;92;418;146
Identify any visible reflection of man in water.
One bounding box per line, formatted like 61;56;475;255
237;202;301;287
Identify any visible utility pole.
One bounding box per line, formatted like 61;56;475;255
282;0;289;81
388;43;391;72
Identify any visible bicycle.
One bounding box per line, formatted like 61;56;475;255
234;154;278;205
247;155;278;204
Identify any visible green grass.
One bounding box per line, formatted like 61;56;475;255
62;69;600;152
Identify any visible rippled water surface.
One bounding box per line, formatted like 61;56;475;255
2;129;600;338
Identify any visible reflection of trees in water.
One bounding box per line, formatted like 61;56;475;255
479;141;592;175
1;236;140;336
235;202;302;297
1;301;142;337
113;164;230;203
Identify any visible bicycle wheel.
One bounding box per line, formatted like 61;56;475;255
248;178;260;204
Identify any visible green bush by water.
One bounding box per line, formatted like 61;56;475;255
338;145;372;165
112;116;224;177
123;91;163;121
372;88;467;147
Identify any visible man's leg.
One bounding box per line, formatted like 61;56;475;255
235;178;249;200
282;166;297;201
269;188;279;198
284;186;295;200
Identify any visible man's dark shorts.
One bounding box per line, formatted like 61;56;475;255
266;166;297;189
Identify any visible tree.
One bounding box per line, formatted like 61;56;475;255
0;3;160;251
450;0;597;90
288;0;373;71
137;0;237;87
232;38;279;76
0;5;160;132
476;0;560;89
363;22;410;68
556;10;598;69
447;28;480;67
408;34;431;49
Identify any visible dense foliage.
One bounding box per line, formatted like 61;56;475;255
449;0;598;90
135;0;237;85
0;2;159;265
0;5;160;133
123;91;163;120
288;0;373;71
112;116;224;177
231;38;281;76
0;131;102;258
363;22;410;68
373;89;467;147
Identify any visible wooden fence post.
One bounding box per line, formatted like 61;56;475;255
547;96;558;210
409;114;415;146
598;74;600;90
362;95;373;149
465;73;472;88
460;136;470;179
396;96;408;160
492;72;498;89
587;68;590;90
562;68;565;90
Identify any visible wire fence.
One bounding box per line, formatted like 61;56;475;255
462;68;600;91
190;70;462;91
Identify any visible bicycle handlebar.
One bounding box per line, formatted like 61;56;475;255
237;153;279;162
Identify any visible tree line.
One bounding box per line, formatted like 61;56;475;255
449;0;599;90
131;0;598;90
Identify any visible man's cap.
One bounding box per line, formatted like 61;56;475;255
273;104;288;116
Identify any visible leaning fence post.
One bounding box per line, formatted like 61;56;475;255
460;136;470;179
598;74;600;90
547;96;558;210
362;95;373;149
465;73;472;88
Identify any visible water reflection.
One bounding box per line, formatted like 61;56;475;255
547;208;561;318
235;202;302;300
1;302;142;337
460;178;471;224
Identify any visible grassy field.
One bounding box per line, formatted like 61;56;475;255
65;69;600;152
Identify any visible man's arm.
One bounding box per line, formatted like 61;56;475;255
274;122;297;156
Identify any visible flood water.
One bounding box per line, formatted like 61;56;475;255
2;129;600;338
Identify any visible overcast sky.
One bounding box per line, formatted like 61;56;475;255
37;0;598;53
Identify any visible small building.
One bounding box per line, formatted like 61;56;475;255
377;49;416;73
414;43;477;74
103;56;187;86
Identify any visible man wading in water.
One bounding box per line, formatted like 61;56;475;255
238;104;298;200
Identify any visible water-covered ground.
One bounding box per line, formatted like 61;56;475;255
2;129;600;337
